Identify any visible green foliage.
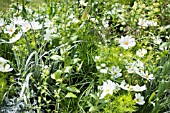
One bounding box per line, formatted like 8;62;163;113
0;0;170;112
104;94;137;113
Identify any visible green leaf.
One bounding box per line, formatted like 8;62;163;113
158;80;170;97
162;61;170;75
51;70;62;81
160;42;170;48
148;92;156;102
50;55;63;61
89;106;98;112
151;101;160;113
65;56;72;66
65;92;77;98
66;86;80;93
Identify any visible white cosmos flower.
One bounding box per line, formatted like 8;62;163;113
44;18;53;28
100;68;108;74
134;93;145;105
153;37;162;45
0;64;13;72
13;16;24;25
98;80;119;99
138;18;148;27
0;18;5;27
119;35;136;49
9;32;22;43
31;21;42;30
126;60;144;74
4;23;16;36
0;57;8;64
72;18;79;23
138;18;157;27
21;21;31;32
126;62;135;73
119;80;134;91
79;0;88;6
110;66;122;78
147;20;157;26
94;56;100;62
133;60;144;74
139;70;155;81
44;28;53;41
136;48;147;57
120;80;146;92
132;84;147;92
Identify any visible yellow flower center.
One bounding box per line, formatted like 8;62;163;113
10;28;13;32
106;89;110;93
124;41;129;45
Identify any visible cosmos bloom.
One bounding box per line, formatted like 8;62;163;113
134;93;145;105
138;18;157;27
9;32;22;43
0;57;8;64
119;35;136;49
21;21;31;32
132;84;147;92
138;18;148;27
79;0;88;6
136;48;147;57
4;23;16;36
44;18;54;28
139;70;155;81
0;57;13;72
31;21;42;30
98;80;119;99
0;18;5;27
110;66;122;78
0;64;13;72
13;16;24;25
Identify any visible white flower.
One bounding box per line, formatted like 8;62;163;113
133;60;144;74
153;37;162;45
79;0;88;6
126;63;135;73
102;18;109;28
94;56;100;61
44;18;53;28
132;84;147;92
119;35;136;49
68;14;75;19
4;23;16;36
138;18;157;27
101;63;106;67
31;21;42;30
110;66;122;78
44;28;52;41
134;93;145;105
0;57;8;64
119;80;134;91
72;18;79;23
100;68;108;74
98;80;119;99
13;16;24;25
136;48;147;57
0;64;13;72
138;18;148;27
9;32;22;43
139;70;155;81
147;20;157;26
21;21;31;32
0;18;5;27
90;18;98;23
